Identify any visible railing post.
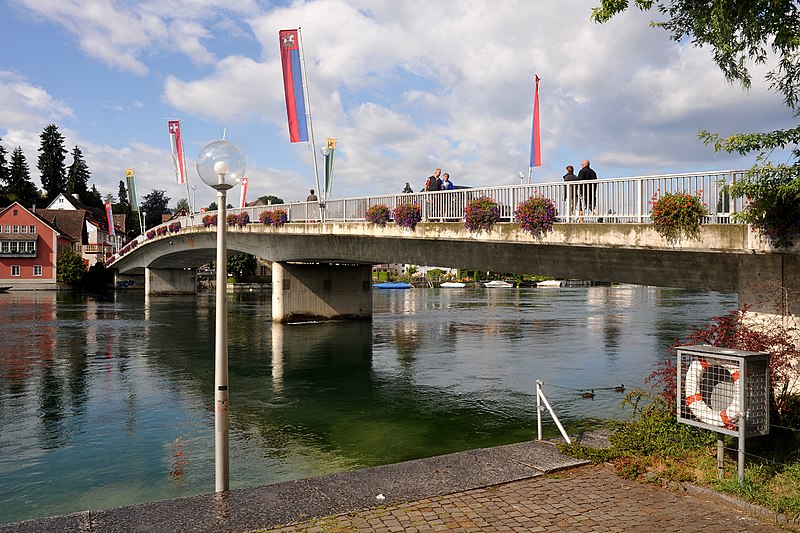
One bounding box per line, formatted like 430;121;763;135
536;380;543;441
636;178;643;223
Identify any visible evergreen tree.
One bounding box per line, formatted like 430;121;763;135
141;189;170;228
257;195;284;204
38;124;67;200
117;180;130;213
66;145;91;202
8;147;40;207
85;184;104;208
0;140;9;205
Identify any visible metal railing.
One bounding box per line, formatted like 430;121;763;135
226;169;744;224
536;380;571;444
108;169;746;266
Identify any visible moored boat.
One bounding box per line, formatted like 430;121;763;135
440;282;466;288
483;280;514;288
374;282;412;289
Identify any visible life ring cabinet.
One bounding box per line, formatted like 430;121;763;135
677;345;770;437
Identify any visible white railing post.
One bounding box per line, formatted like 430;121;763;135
535;380;571;444
536;380;543;440
636;178;643;223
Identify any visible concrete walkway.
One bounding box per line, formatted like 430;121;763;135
2;440;789;532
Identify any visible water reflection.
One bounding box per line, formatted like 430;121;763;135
0;286;737;525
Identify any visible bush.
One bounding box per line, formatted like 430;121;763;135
464;196;500;233
393;203;422;230
514;196;557;238
650;192;707;244
366;204;391;226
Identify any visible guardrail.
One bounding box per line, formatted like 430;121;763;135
108;169;746;266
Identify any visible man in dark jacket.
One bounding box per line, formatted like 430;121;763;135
563;165;580;215
577;160;598;214
424;168;442;191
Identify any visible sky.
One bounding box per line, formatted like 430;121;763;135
0;0;794;211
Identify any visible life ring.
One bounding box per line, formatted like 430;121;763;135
685;359;740;429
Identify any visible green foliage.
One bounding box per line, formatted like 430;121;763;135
258;195;284;205
117;180;130;214
7;146;40;207
649;192;707;244
175;198;190;212
141;189;170;228
227;253;257;282
57;249;87;284
38;124;67;201
66;145;90;203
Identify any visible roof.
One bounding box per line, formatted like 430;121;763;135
36;209;87;243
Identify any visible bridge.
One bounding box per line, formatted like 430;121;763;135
107;170;798;324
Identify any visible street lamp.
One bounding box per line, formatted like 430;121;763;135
196;139;246;492
191;185;197;214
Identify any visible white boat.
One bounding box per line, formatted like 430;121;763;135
537;279;563;287
440;282;466;288
483;280;514;288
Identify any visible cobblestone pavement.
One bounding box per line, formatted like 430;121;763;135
269;464;788;533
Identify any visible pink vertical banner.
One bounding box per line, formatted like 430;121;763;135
239;177;248;208
529;75;541;168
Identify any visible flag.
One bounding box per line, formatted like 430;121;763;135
529;75;541;168
323;137;336;198
125;168;139;213
168;120;188;184
239;177;248;208
105;202;115;237
279;29;309;142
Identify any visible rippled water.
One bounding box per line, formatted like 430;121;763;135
0;286;736;524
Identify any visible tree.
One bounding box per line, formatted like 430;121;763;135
141;189;170;228
402;182;413;194
66;145;91;203
175;198;190;212
207;201;217;211
84;184;103;209
0;140;9;205
592;0;800;246
257;195;284;205
117;180;130;214
56;248;87;284
38;124;67;201
227;253;257;282
103;193;115;204
7;147;40;207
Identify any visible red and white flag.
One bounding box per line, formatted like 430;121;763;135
239;177;248;208
168;120;187;184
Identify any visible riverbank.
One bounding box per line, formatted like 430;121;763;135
2;438;787;533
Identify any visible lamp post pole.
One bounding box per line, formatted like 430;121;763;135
214;182;229;491
196;140;246;493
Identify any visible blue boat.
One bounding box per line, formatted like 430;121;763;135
374;282;412;289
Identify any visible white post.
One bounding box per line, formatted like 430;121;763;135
536;380;543;440
215;189;230;492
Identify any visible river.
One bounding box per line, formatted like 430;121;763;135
0;285;736;524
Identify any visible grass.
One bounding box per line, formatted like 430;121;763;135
559;386;800;526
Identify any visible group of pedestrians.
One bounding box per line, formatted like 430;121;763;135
422;168;455;191
563;160;597;216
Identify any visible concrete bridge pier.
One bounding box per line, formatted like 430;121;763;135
272;262;372;323
144;267;197;296
114;272;145;290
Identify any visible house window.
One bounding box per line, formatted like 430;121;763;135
11;265;20;277
20;225;27;233
13;209;18;216
3;225;9;233
12;225;18;233
27;241;36;253
1;242;8;253
33;265;42;277
29;225;36;233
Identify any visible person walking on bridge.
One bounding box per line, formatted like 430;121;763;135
424;168;442;191
563;165;580;216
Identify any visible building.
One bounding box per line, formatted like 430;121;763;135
0;202;76;289
38;193;124;266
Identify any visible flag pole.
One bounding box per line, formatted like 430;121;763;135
180;123;193;213
528;74;541;185
297;28;323;220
